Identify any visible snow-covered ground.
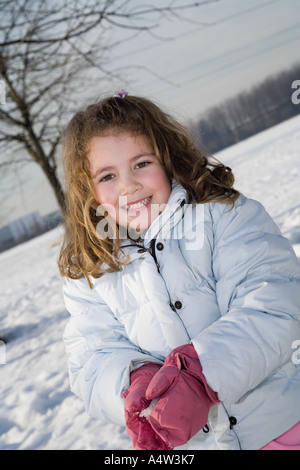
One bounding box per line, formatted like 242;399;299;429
0;115;299;450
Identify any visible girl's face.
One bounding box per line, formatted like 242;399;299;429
88;132;171;234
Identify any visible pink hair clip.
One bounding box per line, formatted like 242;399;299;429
113;89;128;99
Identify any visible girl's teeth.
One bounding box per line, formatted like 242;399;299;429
126;197;151;210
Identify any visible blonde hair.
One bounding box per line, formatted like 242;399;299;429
58;94;239;286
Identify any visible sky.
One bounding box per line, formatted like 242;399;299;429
1;0;300;227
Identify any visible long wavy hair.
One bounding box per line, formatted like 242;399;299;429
58;94;239;286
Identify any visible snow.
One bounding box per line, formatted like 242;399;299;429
139;399;158;420
0;115;299;450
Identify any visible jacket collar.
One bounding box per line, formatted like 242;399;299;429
120;180;187;250
143;180;186;247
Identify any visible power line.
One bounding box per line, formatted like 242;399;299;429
110;0;283;62
164;23;300;85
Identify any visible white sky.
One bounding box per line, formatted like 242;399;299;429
107;0;300;120
1;0;300;226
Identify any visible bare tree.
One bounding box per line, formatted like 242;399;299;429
0;0;219;215
192;62;300;154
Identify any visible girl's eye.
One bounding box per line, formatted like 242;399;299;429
100;174;114;183
136;161;150;169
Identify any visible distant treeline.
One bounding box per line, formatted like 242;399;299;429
191;63;300;154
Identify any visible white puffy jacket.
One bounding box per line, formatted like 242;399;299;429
63;182;300;450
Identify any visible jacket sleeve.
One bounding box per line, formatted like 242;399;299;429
62;276;161;425
192;195;300;404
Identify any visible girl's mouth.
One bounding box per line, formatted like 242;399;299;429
123;196;152;212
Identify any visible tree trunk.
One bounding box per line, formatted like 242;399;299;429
25;119;66;216
40;158;66;215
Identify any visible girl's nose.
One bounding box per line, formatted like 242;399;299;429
119;173;142;196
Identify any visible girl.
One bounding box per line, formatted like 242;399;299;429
58;91;300;450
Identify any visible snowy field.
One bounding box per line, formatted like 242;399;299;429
0;115;299;450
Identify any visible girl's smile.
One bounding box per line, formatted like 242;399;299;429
88;132;171;233
123;195;152;214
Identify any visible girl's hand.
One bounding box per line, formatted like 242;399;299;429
145;344;219;448
122;363;173;450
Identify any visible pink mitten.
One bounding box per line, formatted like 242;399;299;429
145;344;219;448
122;363;173;450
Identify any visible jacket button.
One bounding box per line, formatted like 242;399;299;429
174;300;182;309
156;242;164;251
229;416;237;428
